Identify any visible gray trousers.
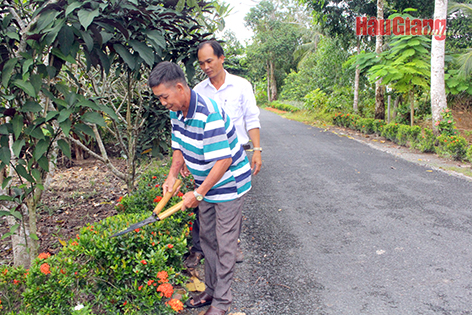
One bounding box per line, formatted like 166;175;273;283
198;196;244;310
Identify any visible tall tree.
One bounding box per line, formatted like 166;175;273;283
374;0;385;119
431;0;449;134
245;0;305;102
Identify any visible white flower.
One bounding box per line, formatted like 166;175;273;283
74;304;85;311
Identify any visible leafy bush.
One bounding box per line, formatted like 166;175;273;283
372;119;386;135
435;108;459;136
324;86;353;113
467;145;472;162
381;123;400;142
359;118;375;134
22;210;191;315
396;124;417;146
267;101;300;112
332;113;354;128
406;125;422;147
436;135;469;161
304;88;328;111
416;129;436;153
0;265;29;313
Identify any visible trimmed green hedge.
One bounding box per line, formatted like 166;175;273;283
332;113;472;162
267;100;300;112
1;163;193;315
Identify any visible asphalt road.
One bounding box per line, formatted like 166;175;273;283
230;109;472;315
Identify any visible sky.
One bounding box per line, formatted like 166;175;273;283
216;0;259;44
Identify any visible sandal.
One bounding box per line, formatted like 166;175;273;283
184;291;213;308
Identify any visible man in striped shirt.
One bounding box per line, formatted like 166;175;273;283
149;61;251;315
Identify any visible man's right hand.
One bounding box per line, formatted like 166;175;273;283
180;163;191;177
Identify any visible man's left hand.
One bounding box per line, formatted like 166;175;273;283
251;151;262;175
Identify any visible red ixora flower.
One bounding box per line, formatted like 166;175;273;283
38;252;51;260
148;279;155;286
157;283;174;298
152;176;157;179
177;192;184;197
157;271;168;283
13;279;19;285
167;244;174;249
40;263;51;275
141;260;147;265
154;196;163;203
167;299;184;312
155;184;160;187
134;228;141;233
123;301;127;306
138;285;143;291
118;196;123;202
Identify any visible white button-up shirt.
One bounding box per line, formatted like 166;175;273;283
193;71;261;145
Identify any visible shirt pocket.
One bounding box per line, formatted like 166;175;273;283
222;96;243;121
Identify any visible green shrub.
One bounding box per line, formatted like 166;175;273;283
396;124;412;146
0;265;28;313
268;101;300;112
436;108;459;137
332;113;354;128
23;209;192;315
304;88;328;111
416;129;436;153
348;114;362;131
381;123;400;142
467;145;472;162
406;125;422;148
359;118;375;134
372;119;386;135
436;134;469;161
324;86;353;113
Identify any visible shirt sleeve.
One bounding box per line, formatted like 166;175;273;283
241;80;261;131
203;112;232;162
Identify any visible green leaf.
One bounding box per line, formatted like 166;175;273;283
78;8;100;30
57;139;71;159
12;139;25;158
129;40;155;67
65;2;82;16
45;111;59;122
58;109;73;123
12;115;23;139
35;10;60;32
16;164;34;182
82;112;106;127
0;195;13;202
0;147;11;165
74;123;95;138
30;233;39;241
145;30;166;50
2;58;17;88
80;30;94;52
37;156;49;172
2;177;12;189
0;124;10;135
30;74;42;95
10;211;22;220
60;119;72;136
32;168;41;182
33;139;49;160
25;125;45;140
51;48;76;64
13;80;36;98
113;44;135;70
58;25;75;56
19;101;42;113
78;100;101;111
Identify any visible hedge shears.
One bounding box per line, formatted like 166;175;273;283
111;179;184;237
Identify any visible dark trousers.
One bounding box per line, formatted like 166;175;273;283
190;206;203;254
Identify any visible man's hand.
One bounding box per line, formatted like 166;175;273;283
163;177;180;197
251;151;262;175
181;191;200;211
180;163;191;177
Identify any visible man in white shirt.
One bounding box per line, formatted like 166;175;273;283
184;40;262;268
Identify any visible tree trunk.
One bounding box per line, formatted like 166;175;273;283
410;89;415;126
374;0;385;120
353;37;361;113
268;60;277;102
431;0;448;134
266;62;271;104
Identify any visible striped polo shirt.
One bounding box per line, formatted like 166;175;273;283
170;89;252;203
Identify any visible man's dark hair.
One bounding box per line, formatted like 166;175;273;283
197;40;225;58
148;61;188;88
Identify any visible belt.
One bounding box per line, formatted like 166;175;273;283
242;143;251;150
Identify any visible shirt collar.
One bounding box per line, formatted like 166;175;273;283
174;89;197;121
205;70;234;90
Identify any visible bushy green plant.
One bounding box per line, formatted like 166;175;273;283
332;113;353;128
23;209;192;315
436;108;459;136
304;88;328;111
406;126;422;148
372;119;386;135
436;135;469;161
416;129;436;153
359;118;375;134
467;145;472;162
0;265;29;313
396;124;412;146
268;101;300;112
381;123;400;142
348;114;362;131
325;86;353;113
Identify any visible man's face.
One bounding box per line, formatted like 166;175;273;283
198;44;225;79
152;82;185;112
